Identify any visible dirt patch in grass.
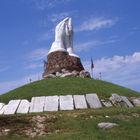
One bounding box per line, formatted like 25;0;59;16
1;108;140;139
0;115;53;137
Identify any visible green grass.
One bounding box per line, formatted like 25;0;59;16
0;77;139;103
0;107;140;140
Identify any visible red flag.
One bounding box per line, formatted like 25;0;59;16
91;58;94;69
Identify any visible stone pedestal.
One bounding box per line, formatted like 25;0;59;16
43;51;84;77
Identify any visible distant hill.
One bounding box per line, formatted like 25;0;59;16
0;77;139;103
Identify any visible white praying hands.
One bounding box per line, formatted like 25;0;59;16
48;17;79;58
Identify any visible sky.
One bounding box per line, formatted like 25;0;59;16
0;0;140;94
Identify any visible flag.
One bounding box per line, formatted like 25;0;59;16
44;60;47;70
91;58;94;69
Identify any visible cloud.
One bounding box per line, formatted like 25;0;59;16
40;11;76;27
76;17;118;32
1;52;140;95
31;0;72;10
128;26;140;36
75;39;118;52
83;52;140;92
131;27;140;31
25;63;43;69
37;32;52;41
27;48;48;61
48;12;71;23
32;0;57;10
24;48;48;70
38;11;73;40
0;73;42;95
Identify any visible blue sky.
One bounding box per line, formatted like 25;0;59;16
0;0;140;94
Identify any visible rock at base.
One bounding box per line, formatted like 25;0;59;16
79;70;91;78
60;72;75;77
43;74;56;78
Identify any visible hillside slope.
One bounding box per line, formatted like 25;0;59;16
1;107;140;140
0;77;139;103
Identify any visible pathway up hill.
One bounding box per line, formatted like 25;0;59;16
0;77;139;103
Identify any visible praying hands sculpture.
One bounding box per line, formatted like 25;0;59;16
48;17;79;58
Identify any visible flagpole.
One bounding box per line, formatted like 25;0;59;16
91;67;93;79
91;58;94;79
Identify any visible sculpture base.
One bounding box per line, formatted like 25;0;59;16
43;51;84;77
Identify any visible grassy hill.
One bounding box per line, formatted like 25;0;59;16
0;77;139;103
0;77;140;140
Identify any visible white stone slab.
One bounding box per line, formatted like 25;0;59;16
0;103;5;110
29;96;45;113
17;100;30;114
0;105;7;115
44;96;59;111
86;93;102;108
121;96;133;108
73;95;87;109
59;95;74;110
4;100;21;115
